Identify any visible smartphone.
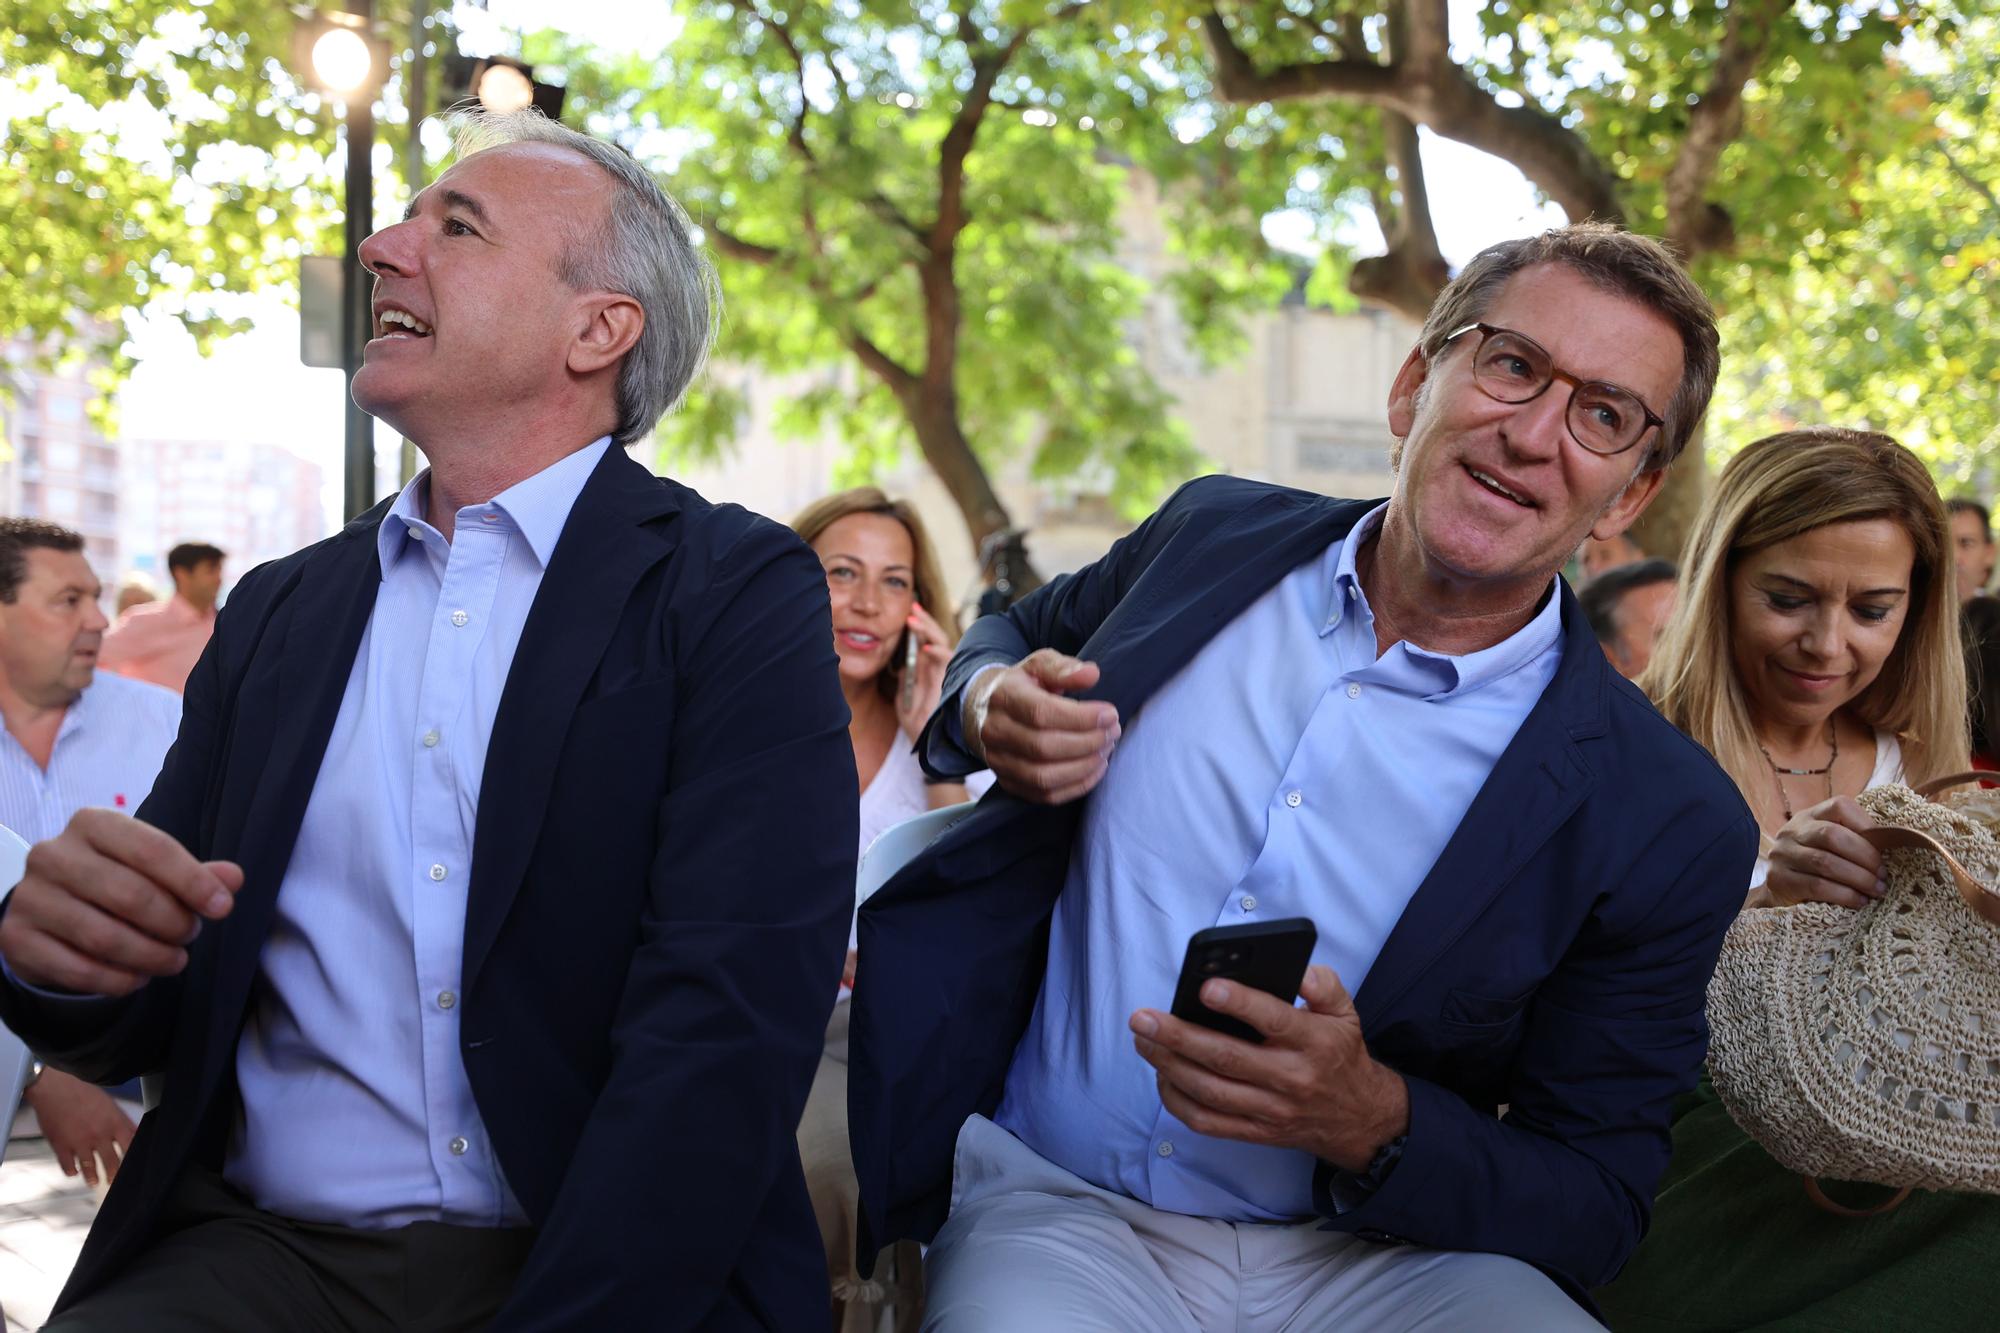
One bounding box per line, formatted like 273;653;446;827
898;629;919;712
1170;918;1318;1044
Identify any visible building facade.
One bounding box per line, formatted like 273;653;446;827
0;338;123;581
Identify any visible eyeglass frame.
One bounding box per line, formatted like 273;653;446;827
1439;322;1667;459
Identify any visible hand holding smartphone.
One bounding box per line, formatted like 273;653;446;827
1169;918;1318;1044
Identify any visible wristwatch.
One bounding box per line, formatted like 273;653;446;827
23;1058;45;1091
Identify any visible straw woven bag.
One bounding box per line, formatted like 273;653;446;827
1706;776;2000;1212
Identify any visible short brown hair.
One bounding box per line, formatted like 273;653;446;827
790;488;955;703
1418;222;1720;471
0;519;84;603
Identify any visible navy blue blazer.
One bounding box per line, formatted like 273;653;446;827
850;475;1756;1302
0;447;856;1331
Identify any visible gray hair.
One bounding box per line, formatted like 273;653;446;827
447;108;719;446
1416;222;1719;472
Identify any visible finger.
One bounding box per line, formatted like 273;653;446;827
61;857;200;946
1296;964;1359;1020
906;603;952;645
1773;835;1881;896
1197;978;1306;1041
0;925;150;996
1018;650;1101;693
18;892;189;979
1804;795;1879;834
991;680;1119;738
66;813;239;919
1794;819;1885;878
78;1149;99;1189
101;1144;123;1184
983;714;1116;766
53;1143;78;1177
996;753;1109;805
1770;873;1875;911
1131;1008;1277;1083
1156;1077;1275;1146
1135;1033;1289;1121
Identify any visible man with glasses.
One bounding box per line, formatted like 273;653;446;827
851;223;1757;1328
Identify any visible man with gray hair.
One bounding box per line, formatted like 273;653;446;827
0;111;855;1330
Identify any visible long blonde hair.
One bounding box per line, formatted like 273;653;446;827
1643;427;1968;827
790;487;957;702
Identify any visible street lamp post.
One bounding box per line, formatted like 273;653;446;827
302;6;386;520
338;3;375;521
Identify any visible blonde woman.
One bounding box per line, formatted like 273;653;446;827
790;488;990;1329
1600;427;1992;1329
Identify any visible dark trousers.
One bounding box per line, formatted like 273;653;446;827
45;1167;536;1332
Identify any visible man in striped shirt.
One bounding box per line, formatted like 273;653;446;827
0;520;181;1188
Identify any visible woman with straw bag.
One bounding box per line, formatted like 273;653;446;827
1597;427;2000;1329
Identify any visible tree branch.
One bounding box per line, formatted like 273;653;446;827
1351;110;1450;321
845;326;919;402
1202;3;1624;225
1938;137;2000;227
1663;0;1788;258
708;225;785;265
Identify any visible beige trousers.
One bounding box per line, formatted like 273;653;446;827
921;1115;1601;1332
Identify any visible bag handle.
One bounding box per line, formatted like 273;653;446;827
1802;1178;1913;1217
1857;823;2000;928
1913;771;2000;799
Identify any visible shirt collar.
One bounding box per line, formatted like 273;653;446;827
1325;501;1563;699
376;437;611;577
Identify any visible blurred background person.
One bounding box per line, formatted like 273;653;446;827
1948;497;1996;604
1578;529;1647;582
0;519;181;1191
789;487;990;1330
1602;427;1987;1328
98;540;224;693
1579;557;1678;679
112;577;157;618
1963;592;2000;768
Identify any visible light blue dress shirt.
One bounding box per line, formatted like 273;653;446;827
222;438;610;1229
0;672;181;843
992;504;1564;1222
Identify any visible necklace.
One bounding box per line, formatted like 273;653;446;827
1757;723;1839;821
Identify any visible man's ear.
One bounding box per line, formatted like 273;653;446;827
1592;465;1668;542
567;293;646;377
1385;346;1430;438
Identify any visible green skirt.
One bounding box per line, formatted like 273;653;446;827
1595;1075;2000;1331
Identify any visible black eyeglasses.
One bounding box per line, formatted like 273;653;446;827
1440;323;1666;457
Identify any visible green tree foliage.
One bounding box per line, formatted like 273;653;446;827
1707;21;1998;482
535;2;1291;572
1147;0;1977;553
2;1;345;388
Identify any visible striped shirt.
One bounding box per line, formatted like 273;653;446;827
0;671;183;844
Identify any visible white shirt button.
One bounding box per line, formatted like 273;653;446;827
1241;895;1257;912
450;609;469;627
429;863;447;882
1157;1140;1174;1158
421;730;440;748
1285;790;1302;808
448;1136;469;1156
1347;584;1358;600
1346;682;1362;699
437;990;456;1010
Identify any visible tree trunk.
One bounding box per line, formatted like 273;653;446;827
1628;427;1709;565
905;389;1045;595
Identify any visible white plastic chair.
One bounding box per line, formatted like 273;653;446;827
0;821;35;1166
856;800;979;917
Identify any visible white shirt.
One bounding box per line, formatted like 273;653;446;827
0;671;182;843
224;438;610;1229
1747;729;1904;895
857;731;993;861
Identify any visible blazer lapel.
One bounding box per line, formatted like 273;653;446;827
1080;491;1374;722
461;449;678;991
204;511;386;1078
1355;582;1610;1026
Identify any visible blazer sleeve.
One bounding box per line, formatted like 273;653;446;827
918;476;1213;778
0;576;250;1082
492;521;857;1331
1314;808;1758;1293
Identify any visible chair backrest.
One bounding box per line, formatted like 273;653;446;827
856;800;978;913
0;822;34;1166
